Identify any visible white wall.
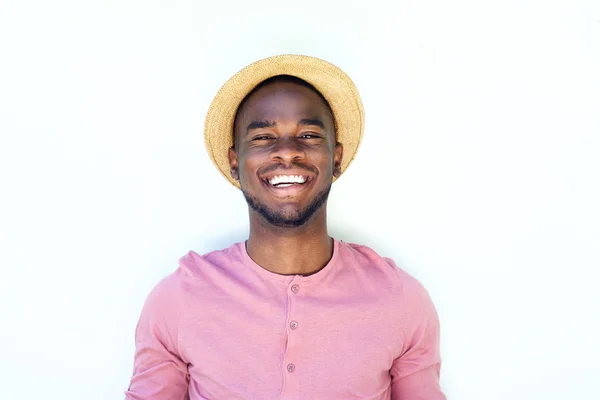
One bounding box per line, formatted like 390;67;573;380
1;0;599;399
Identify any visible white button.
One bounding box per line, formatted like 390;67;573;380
287;363;295;373
290;321;298;330
291;284;299;293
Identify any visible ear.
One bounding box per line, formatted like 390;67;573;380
333;142;343;178
228;146;240;180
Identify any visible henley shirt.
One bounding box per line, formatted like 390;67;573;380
125;239;446;400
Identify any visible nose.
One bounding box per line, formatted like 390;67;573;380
269;135;305;163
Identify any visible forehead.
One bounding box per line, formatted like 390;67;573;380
237;81;333;125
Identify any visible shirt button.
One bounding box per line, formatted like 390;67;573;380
291;284;299;293
287;363;295;373
290;321;298;330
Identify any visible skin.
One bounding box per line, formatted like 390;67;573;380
228;81;343;276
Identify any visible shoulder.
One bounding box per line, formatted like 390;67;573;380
145;241;245;307
175;241;247;284
338;240;435;308
337;241;421;286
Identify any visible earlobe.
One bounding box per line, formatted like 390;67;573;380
333;164;342;178
333;142;343;177
228;147;240;180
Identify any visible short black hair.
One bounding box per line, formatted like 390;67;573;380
232;75;335;148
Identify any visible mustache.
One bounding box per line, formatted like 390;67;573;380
259;163;318;177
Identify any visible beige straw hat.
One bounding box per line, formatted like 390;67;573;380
204;54;364;189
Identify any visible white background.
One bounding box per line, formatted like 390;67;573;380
1;0;599;399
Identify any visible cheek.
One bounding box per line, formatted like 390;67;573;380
238;154;262;182
316;151;336;172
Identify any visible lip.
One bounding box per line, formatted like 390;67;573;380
261;175;315;198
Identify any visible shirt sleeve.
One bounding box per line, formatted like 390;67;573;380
125;275;190;400
390;277;446;400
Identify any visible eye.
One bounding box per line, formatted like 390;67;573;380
299;133;322;139
251;135;274;141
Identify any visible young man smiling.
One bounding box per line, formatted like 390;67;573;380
125;55;446;400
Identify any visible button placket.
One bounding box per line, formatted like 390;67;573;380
288;283;300;332
281;279;302;396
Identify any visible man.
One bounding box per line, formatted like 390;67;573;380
125;54;446;400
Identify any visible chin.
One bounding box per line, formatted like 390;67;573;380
242;184;332;229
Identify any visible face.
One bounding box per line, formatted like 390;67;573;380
228;81;343;228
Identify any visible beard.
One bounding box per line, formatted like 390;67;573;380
241;183;332;228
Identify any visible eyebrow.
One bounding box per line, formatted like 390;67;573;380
246;120;276;133
297;118;326;129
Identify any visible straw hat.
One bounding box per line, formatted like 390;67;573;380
204;54;364;189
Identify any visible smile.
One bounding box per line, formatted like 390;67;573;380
266;174;309;187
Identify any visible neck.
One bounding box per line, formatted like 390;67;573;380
246;208;333;276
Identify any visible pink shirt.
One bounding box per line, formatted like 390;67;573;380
125;239;446;400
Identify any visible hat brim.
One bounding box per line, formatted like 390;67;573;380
204;54;364;189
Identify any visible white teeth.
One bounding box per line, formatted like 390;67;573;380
268;174;307;186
